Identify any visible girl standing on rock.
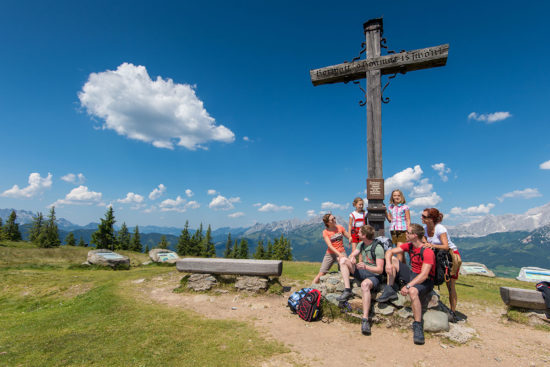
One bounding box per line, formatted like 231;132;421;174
386;189;410;262
422;207;461;322
313;213;352;284
349;197;366;260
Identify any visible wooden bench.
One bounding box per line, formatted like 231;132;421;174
500;287;546;310
176;258;282;276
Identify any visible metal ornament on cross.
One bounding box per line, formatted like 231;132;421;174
309;17;449;236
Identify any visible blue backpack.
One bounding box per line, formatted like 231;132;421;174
287;287;312;313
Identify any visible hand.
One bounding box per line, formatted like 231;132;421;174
400;286;409;296
385;263;393;274
356;262;366;270
350;257;357;265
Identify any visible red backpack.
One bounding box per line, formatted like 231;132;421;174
296;289;322;321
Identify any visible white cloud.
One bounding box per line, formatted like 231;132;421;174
185;200;200;210
149;184;166;200
540;160;550;170
258;203;293;212
243;136;251;142
2;173;53;198
143;205;157;213
468;111;511;123
207;189;218;196
185;189;194;198
307;209;316;217
320;201;348;211
61;173;86;184
385;165;423;192
159;196;187;212
228;212;244;218
431;163;451;182
409;178;433;198
253;203;262;207
498;188;542;202
408;192;442;207
209;195;239;211
450;203;495;216
304;197;310;202
78;63;235;150
51;185;102;207
117;192;144;204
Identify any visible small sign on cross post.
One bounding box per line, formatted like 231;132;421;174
309;17;449;237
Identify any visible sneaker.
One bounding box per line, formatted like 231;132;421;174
449;311;457;323
377;285;398;303
337;289;353;301
361;318;371;336
412;321;425;345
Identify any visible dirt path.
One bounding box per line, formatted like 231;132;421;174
131;272;550;367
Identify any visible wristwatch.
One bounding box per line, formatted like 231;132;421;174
406;284;411;289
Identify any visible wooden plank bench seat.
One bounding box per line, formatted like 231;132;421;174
176;258;283;276
500;287;546;310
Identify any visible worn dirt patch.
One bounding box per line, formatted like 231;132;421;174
130;271;550;367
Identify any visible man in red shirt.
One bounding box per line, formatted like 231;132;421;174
377;223;435;345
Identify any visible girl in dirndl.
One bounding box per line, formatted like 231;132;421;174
348;197;366;261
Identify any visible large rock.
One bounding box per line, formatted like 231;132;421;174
234;276;268;292
374;302;395;316
437;323;477;343
460;262;495;277
187;274;217;291
149;249;179;263
423;310;450;332
86;249;130;269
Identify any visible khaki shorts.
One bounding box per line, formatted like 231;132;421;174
391;230;407;244
319;252;341;273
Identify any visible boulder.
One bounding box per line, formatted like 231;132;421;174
234;276;268;292
86;249;130;269
374;302;395;316
187;273;217;291
397;307;413;319
437;323;477;344
460;262;495;277
423;310;450;332
149;249;179;263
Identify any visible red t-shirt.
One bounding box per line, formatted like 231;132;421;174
399;242;435;277
322;225;346;254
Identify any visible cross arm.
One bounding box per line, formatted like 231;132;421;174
310;44;449;86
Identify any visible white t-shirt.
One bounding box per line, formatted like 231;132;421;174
424;223;457;251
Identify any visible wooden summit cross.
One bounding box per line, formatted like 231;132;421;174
310;17;449;236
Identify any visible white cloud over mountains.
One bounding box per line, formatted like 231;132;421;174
320;201;348;211
52;185;102;207
159;196;200;212
61;173;85;184
117;192;144;204
431;163;451;182
498;188;541;202
450;203;495;216
149;184;166;200
78;63;235;150
468;111;511;123
2;173;52;198
540;160;550;170
258;203;293;212
228;212;244;218
209;195;240;211
385;165;441;207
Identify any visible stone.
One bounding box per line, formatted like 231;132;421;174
335;282;345;292
187;273;217;291
423;310;450;332
437;323;477;344
311;283;327;296
325;293;340;306
348;298;364;312
148;248;179;263
374;302;395;316
86;249;130;269
352;287;363;298
427;291;440;309
390;293;410;307
397;307;413;319
460;262;495;277
234;276;268;292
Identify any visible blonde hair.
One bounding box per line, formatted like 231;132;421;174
359;225;375;240
352;197;364;207
409;223;424;238
389;189;406;204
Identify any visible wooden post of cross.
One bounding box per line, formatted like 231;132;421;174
309;17;449;237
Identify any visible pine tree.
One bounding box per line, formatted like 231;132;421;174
158;235;169;249
91;207;116;250
144;244;150;254
129;225;142;252
65;232;76;246
203;225;216;258
223;233;232;258
78;236;86;247
253;240;265;259
29;212;44;244
0;217;3;240
231;239;239;258
190;223;204;256
4;210;22;241
116;222;131;250
176;221;191;256
238;238;249;259
38;207;60;248
266;240;273;260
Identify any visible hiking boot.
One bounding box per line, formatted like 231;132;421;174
337;289;353;301
361;318;371;336
377;285;398;303
412;321;425;345
449;311;457;323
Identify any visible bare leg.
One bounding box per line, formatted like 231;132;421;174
339;257;355;289
447;278;457;311
313;271;325;284
396;243;405;263
361;279;373;319
409;287;422;322
386;256;400;286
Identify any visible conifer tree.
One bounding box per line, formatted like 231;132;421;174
238;238;249;259
176;221;191;256
65;232;76;246
190;223;203;256
4;210;22;241
116;222;131;250
91;207;116;250
38;207;60;248
129;225;142;252
78;236;86;247
158;235;169;249
223;233;232;258
203;225;216;258
265;240;273;260
231;239;239;258
253;240;265;259
29;212;44;244
144;244;150;254
0;217;3;240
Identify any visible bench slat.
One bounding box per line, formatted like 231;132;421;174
176;258;282;276
500;287;546;310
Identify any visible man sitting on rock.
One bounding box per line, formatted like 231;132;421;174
336;225;384;336
376;223;435;345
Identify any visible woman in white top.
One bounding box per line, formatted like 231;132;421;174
421;207;461;322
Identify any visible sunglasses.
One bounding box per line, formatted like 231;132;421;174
421;215;429;219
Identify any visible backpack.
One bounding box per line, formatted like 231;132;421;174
359;236;392;264
287;287;312;313
412;247;451;286
296;289;322;321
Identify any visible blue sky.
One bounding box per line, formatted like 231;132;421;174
1;0;549;229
